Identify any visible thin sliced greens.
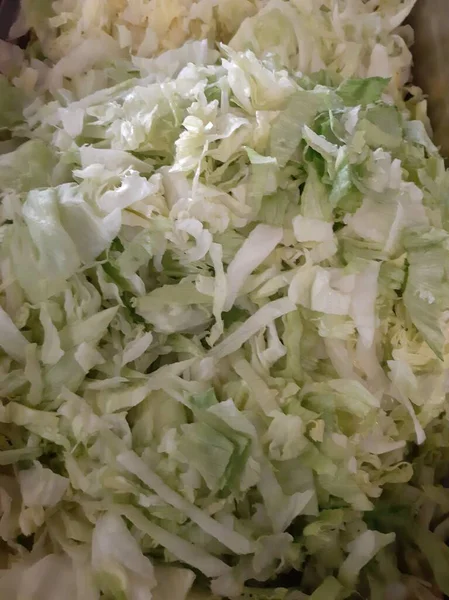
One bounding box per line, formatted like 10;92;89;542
3;1;449;599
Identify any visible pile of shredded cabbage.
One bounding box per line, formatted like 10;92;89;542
2;1;449;599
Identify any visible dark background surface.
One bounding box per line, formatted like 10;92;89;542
0;0;19;40
408;0;449;158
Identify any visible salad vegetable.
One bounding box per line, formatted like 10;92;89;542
1;1;449;599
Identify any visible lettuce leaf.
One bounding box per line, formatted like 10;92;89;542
2;3;449;600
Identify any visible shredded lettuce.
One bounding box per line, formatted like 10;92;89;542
3;1;449;599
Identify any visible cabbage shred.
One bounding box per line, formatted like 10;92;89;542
1;1;449;599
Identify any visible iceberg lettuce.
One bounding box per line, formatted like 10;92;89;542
3;1;449;599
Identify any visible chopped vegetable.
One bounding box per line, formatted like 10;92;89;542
2;1;449;600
